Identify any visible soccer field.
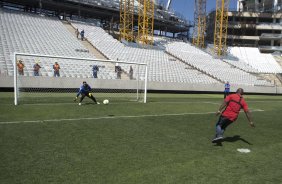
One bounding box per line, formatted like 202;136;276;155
1;92;282;184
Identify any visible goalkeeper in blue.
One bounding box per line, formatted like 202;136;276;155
74;81;100;105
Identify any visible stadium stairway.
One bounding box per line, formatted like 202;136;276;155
62;21;108;60
274;55;282;67
253;56;282;87
221;58;282;87
63;20;130;80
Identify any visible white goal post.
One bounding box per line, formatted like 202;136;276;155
13;52;148;105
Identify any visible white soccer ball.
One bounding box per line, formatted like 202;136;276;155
103;99;109;105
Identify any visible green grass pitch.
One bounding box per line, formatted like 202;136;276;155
1;92;282;184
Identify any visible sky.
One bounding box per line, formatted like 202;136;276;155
169;0;238;22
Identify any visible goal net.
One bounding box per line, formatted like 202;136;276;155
13;53;148;105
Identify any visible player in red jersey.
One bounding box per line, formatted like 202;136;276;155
212;88;255;143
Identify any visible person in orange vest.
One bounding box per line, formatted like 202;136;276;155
53;62;60;77
17;60;25;75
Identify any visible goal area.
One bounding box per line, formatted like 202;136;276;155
13;53;148;105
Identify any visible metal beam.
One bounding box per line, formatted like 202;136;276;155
120;0;135;42
214;0;229;56
138;0;155;46
192;0;207;48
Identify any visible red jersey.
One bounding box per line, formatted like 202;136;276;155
222;93;248;121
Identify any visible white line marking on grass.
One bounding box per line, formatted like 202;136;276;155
152;101;220;105
3;100;282;106
245;108;263;112
237;148;251;153
0;109;265;124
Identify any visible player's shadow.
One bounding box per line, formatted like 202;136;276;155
214;135;252;146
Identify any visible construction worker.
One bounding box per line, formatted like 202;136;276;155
17;60;25;75
53;62;60;77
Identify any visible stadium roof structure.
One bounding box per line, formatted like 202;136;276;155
1;0;192;34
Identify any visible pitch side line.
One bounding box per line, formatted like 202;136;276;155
0;109;264;124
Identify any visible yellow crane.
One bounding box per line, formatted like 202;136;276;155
119;0;135;42
192;0;207;48
214;0;229;56
137;0;155;45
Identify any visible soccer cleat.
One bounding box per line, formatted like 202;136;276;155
96;102;100;104
78;103;81;106
212;136;223;143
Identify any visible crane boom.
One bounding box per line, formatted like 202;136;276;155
166;0;172;10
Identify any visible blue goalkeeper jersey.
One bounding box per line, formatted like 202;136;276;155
77;84;92;96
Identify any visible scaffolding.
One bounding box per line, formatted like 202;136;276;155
120;0;135;42
214;0;229;56
137;0;155;45
192;0;207;48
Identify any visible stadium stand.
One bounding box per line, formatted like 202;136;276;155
165;42;274;86
71;20;219;84
0;9;117;78
0;7;278;87
228;47;282;73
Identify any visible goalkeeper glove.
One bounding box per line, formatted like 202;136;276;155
74;97;78;101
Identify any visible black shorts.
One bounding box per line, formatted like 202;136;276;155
216;116;233;130
82;92;92;97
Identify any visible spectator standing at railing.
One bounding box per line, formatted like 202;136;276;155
17;60;25;75
129;66;133;80
53;62;60;77
80;29;85;41
33;61;41;76
224;81;230;99
115;63;122;79
92;64;99;78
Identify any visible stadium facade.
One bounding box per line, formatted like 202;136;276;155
206;0;282;53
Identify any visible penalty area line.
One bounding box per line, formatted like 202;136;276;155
0;109;264;125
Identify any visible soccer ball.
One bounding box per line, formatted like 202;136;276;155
103;99;109;105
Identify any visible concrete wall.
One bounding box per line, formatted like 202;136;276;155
1;76;281;94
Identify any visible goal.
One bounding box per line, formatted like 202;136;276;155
13;53;148;105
